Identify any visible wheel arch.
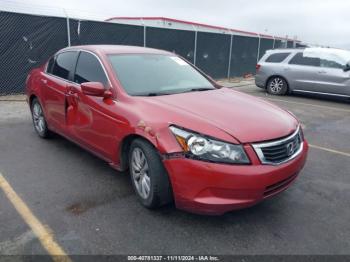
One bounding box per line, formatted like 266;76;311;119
29;94;37;108
118;134;158;172
265;75;290;92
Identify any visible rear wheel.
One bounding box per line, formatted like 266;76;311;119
31;98;51;138
267;77;288;95
129;139;173;208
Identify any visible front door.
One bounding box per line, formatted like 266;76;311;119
66;51;121;160
316;57;350;96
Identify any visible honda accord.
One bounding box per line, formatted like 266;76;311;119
26;45;308;215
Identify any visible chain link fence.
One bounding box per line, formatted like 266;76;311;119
0;12;68;95
0;11;294;95
69;19;144;46
146;27;196;64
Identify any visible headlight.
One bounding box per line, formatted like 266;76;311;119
169;126;250;164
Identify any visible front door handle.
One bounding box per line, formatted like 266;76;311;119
41;79;47;84
318;70;327;74
67;91;79;99
67;86;81;105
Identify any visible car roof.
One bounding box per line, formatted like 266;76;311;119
266;48;304;53
59;45;173;55
266;47;350;54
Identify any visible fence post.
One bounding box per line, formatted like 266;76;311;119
227;34;233;79
256;34;261;63
63;9;71;47
285;35;288;48
192;25;198;66
141;18;146;47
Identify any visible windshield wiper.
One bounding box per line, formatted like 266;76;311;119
177;87;215;94
189;87;215;92
141;92;172;96
147;93;162;96
135;87;214;96
145;89;212;96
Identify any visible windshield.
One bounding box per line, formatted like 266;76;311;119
108;54;215;96
328;49;350;63
305;48;350;66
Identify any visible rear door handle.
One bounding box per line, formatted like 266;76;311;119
318;70;327;74
41;79;47;84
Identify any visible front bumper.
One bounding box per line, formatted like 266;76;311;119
163;141;308;215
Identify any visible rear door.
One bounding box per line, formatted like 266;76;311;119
42;51;79;132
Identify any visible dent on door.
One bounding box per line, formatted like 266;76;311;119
66;86;123;160
66;85;91;127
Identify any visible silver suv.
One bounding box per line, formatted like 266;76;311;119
255;47;350;98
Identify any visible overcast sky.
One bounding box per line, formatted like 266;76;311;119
4;0;350;49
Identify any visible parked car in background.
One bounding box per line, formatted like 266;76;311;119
26;45;308;215
255;47;350;98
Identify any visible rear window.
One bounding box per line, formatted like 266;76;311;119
265;52;290;63
46;57;55;74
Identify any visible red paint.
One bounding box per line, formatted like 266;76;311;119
26;45;308;215
164;143;308;215
80;82;105;96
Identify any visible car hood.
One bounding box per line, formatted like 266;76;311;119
147;88;298;143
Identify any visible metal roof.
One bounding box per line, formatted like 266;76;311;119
107;16;299;41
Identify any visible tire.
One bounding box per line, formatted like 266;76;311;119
31;98;51;138
129;139;173;209
267;77;288;95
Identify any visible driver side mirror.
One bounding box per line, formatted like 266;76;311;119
343;63;350;72
81;82;112;99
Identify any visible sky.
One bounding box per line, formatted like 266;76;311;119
2;0;350;49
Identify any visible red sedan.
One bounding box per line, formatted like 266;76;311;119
26;45;308;215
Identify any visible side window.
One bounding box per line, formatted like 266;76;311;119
265;53;290;63
74;52;108;86
289;52;320;67
46;56;55;74
51;52;78;80
320;56;345;69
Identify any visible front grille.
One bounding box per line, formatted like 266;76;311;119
252;127;303;165
261;134;301;163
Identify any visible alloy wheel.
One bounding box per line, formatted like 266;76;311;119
269;78;284;94
32;102;46;133
131;147;151;199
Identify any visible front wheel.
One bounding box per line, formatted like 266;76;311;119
267;77;288;95
129;139;173;209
